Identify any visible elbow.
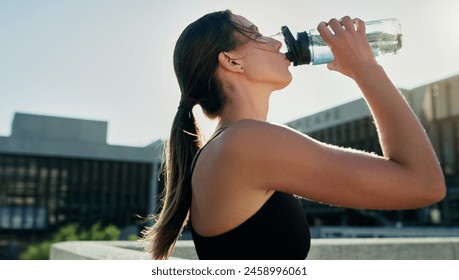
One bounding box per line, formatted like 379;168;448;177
426;183;446;206
431;177;447;204
418;172;446;206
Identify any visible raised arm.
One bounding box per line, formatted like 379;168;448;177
319;16;445;204
220;17;445;210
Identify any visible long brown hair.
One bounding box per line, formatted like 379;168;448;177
141;10;253;259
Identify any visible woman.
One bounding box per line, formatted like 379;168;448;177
142;10;446;260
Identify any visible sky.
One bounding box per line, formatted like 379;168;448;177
1;0;459;147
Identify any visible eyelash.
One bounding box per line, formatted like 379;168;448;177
253;33;267;42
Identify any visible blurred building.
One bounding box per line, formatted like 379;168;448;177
0;113;164;247
287;74;459;227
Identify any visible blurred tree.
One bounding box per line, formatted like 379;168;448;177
21;223;121;260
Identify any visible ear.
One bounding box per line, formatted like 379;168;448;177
218;52;244;73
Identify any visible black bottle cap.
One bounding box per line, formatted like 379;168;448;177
281;26;311;66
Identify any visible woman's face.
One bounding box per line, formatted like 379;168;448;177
231;14;292;91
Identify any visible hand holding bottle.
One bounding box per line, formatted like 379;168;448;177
317;16;378;79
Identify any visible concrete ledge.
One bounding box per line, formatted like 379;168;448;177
51;238;459;260
50;241;152;260
50;240;194;260
308;237;459;260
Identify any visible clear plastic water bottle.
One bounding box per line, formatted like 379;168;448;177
281;18;402;66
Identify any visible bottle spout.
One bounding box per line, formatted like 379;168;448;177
281;26;300;66
285;51;294;62
281;26;311;66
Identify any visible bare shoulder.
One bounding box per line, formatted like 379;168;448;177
219;119;308;153
215;119;321;190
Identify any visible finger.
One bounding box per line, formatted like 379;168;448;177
340;16;355;31
327;18;343;35
353;18;365;34
327;61;338;72
317;21;334;43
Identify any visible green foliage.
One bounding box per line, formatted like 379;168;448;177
127;234;139;241
78;223;120;241
52;224;80;242
20;241;53;261
21;222;121;260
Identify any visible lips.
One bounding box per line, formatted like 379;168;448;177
284;55;292;65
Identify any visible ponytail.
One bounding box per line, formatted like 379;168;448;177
142;9;241;259
142;104;202;259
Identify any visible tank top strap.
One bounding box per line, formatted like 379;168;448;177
190;127;227;173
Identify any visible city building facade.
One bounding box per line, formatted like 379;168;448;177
0;113;163;249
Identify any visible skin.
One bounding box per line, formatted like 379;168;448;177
190;15;446;237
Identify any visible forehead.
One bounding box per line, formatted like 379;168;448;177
231;14;258;30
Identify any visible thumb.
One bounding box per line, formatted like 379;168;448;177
327;61;339;72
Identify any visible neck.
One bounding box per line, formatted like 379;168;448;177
217;85;272;129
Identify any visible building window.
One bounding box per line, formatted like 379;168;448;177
0;154;152;232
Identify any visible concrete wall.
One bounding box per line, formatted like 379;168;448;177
50;238;459;260
308;238;459;260
50;241;152;260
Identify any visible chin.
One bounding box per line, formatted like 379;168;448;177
273;81;292;91
276;72;293;90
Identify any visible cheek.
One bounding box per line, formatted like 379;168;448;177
242;50;291;86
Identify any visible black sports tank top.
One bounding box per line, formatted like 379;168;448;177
189;127;310;260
